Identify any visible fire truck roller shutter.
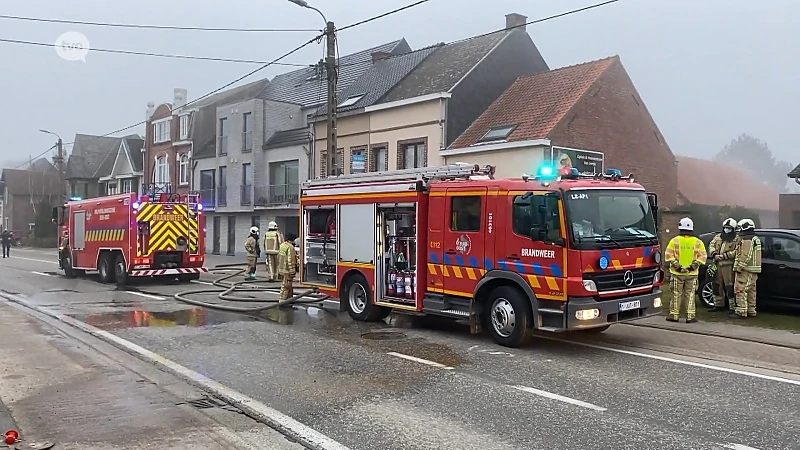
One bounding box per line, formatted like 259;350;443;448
135;203;195;255
474;271;541;327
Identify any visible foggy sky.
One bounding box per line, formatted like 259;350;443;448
1;0;797;171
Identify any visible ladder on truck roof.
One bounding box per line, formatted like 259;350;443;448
304;163;496;188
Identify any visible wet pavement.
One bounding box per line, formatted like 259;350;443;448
2;249;800;450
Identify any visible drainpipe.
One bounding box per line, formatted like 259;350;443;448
307;121;315;180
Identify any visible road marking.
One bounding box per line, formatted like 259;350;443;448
511;385;607;412
387;351;455;370
12;256;57;264
0;292;352;450
125;291;165;301
31;271;51;277
538;336;800;386
190;280;215;286
722;444;760;450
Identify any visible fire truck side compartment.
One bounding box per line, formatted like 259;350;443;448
379;206;417;306
302;207;337;286
338;204;375;264
73;211;86;250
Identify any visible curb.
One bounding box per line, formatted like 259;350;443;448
0;293;350;450
624;322;800;350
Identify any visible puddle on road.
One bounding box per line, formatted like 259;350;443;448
69;308;259;331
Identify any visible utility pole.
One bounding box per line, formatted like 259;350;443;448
324;21;338;176
54;138;65;205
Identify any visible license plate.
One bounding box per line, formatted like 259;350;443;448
619;300;641;311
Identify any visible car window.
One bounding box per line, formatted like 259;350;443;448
764;236;800;262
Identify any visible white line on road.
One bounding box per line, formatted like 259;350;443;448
511;385;607;412
538;336;800;387
12;256;57;264
387;351;455;370
190;280;215;286
31;271;51;277
722;444;760;450
125;291;166;301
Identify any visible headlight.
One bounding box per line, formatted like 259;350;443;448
653;271;662;284
654;251;661;264
576;309;600;320
582;280;598;292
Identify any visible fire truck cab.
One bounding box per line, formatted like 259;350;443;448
300;163;665;348
53;188;207;285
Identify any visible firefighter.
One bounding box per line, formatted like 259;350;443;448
664;217;707;323
706;218;739;312
731;218;761;319
244;226;261;280
1;229;12;258
263;221;284;282
278;232;298;302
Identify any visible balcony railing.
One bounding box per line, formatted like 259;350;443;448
198;188;216;208
218;135;228;156
242;131;253;153
217;185;227;206
240;184;252;205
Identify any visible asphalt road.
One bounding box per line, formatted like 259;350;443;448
2;249;799;450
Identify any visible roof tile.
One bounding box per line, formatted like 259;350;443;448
788;163;800;178
450;56;617;149
676;155;780;211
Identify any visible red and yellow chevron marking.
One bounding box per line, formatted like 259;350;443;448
426;264;566;301
136;203;197;256
86;229;126;241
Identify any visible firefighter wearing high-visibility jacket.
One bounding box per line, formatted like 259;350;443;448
664;217;707;323
706;218;740;312
731;218;761;319
278;232;298;302
263;221;284;282
244;226;261;281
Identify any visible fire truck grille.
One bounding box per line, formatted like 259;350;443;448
136;203;199;256
587;267;658;293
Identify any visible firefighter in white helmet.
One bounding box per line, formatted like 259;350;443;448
244;226;261;280
731;218;761;319
263;221;284;281
706;218;740;312
664;217;707;323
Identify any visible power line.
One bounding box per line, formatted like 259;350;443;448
0;14;318;33
14;144;57;169
0;38;313;67
338;0;431;32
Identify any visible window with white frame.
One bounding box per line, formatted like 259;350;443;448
153;119;170;144
155;156;168;184
107;182;118;195
179;115;190;140
179;154;189;185
121;178;133;193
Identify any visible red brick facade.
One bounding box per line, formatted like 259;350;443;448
144;103;192;194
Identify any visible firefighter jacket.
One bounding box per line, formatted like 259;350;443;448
244;235;260;258
733;235;762;273
664;234;707;276
277;241;296;275
263;230;283;255
708;234;739;267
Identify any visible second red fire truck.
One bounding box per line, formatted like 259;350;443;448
299;163;665;348
53;189;207;285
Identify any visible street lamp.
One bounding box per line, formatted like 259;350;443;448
39;129;66;204
287;0;327;23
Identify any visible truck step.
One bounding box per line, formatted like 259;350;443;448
538;308;564;315
536;326;564;333
423;308;471;318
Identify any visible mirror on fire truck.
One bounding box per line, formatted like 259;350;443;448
646;192;659;223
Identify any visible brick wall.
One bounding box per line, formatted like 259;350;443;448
548;60;678;208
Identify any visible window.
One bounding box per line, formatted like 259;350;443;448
251;216;261;230
564;190;656;245
218;166;227;206
219;166;227;186
179;115;190;140
451;196;482;232
153;120;170;143
270;160;300;204
401;142;426;169
512;194;563;241
338;94;365;108
179;154;189;185
370;146;388;172
121;178;133;193
242;112;253;152
154;156;168;185
766;237;800;262
319;151;327;177
107;182;117;195
351;148;366;174
320;149;343;176
242;163;252;186
478;124;517;143
218;118;228;155
199;169;215;207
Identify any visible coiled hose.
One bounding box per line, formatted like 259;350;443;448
172;263;331;313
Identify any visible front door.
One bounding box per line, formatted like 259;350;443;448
442;188;487;296
227;216;236;256
427;194;445;292
503;192;567;301
212;216;221;255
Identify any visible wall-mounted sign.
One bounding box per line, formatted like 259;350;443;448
551;146;605;174
352;151;366;173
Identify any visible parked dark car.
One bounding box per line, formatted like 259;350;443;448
697;229;800;311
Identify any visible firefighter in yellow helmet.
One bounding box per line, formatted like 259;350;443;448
664;217;707;322
244;226;261;280
731;218;761;318
706;218;740;312
277;232;298;302
263;221;284;282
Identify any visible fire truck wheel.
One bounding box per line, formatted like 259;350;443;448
98;253;115;284
114;254;129;286
344;273;389;322
62;253;76;278
486;286;533;348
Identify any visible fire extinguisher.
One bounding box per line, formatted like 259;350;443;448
396;271;405;297
405;270;413;299
387;268;396;296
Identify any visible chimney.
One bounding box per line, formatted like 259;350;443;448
505;13;527;31
146;101;155;120
173;88;188;110
371;51;392;63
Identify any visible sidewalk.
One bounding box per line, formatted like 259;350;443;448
0;301;300;450
627;315;800;349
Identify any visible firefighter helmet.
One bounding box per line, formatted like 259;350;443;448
250;226;259;234
722;218;736;229
268;221;278;230
738;218;755;232
678;217;694;232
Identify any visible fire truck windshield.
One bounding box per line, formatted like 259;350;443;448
565;189;657;249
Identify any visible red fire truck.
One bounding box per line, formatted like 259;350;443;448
52;190;207;285
299;163;665;348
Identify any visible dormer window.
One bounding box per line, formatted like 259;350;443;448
478;124;517;143
338;94;366;108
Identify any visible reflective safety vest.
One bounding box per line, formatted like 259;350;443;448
264;230;283;255
665;235;707;276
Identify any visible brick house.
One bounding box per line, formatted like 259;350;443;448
448;56;678;209
0;160;61;236
779;163;800;228
143;88;193;195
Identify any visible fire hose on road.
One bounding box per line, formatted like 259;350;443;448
172;263;331;314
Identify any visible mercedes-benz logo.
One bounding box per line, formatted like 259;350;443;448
623;270;634;287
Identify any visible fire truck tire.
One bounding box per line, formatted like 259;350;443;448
343;273;390;322
62;253;76;278
98;253;115;284
114;254;129;286
486;286;533;348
